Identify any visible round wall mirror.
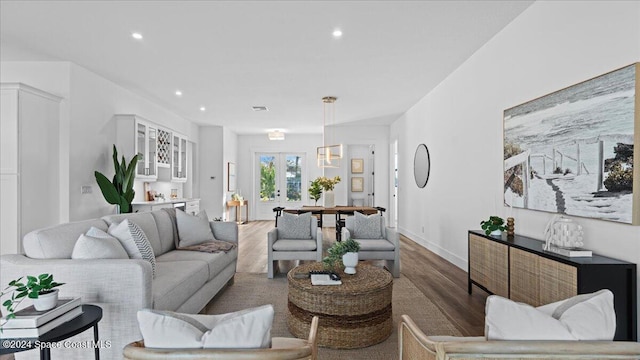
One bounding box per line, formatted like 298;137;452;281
414;144;430;188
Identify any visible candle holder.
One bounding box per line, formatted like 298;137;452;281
506;217;515;237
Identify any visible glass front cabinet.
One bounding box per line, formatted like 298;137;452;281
115;115;159;181
116;115;188;183
172;133;188;182
135;120;158;180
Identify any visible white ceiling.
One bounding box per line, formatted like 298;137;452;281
0;1;532;135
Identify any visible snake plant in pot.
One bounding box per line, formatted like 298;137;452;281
95;145;139;213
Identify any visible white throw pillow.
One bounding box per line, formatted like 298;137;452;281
352;212;383;239
176;209;216;247
485;295;575;340
137;309;208;348
277;212;312;239
108;219;156;277
137;305;274;349
71;227;128;259
536;289;616;340
201;304;274;349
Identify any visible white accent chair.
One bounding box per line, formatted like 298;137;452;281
341;215;400;277
124;316;319;360
398;314;640;359
267;213;323;278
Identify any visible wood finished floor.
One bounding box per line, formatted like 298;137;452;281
237;220;488;336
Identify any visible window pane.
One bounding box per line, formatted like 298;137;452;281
286;155;302;202
259;155;276;201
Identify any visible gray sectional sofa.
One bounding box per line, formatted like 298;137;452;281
0;210;238;360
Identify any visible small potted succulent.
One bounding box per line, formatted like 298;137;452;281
323;238;361;274
480;216;507;236
1;274;65;324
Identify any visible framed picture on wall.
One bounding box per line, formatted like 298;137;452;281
351;177;364;192
504;63;640;224
227;162;236;192
351;158;364;173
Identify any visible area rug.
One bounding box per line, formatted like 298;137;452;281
203;272;462;360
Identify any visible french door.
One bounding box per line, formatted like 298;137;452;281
255;153;306;220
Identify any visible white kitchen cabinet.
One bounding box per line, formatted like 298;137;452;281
1;83;62;255
132;202;174;212
116;115;159;181
172;133;188;182
157;128;172;168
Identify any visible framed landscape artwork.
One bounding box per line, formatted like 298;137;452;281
351;158;364;173
351;177;364;192
503;63;639;225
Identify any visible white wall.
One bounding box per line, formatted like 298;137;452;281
1;62;198;220
326;125;390;215
223;126;239;201
392;0;640;330
199;126;225;219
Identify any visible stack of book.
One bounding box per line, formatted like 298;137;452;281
1;297;82;338
310;274;342;286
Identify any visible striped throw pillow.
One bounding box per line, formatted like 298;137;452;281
108;219;157;277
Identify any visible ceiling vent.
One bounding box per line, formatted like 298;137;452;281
252;106;268;112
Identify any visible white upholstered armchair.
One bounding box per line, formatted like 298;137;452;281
398;314;640;359
267;212;323;278
341;212;400;277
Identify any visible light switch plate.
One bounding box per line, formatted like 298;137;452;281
81;185;93;194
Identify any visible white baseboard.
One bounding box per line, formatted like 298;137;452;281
397;226;468;271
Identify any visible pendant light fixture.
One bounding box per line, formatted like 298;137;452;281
317;96;343;168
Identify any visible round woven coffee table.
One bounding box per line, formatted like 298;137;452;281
287;262;393;349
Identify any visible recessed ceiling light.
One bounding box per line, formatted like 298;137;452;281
131;32;143;40
200;106;206;112
332;29;342;38
175;90;183;97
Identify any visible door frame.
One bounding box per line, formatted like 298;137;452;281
253;151;307;220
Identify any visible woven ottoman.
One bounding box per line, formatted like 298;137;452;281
287;262;393;349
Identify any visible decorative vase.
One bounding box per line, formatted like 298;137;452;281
490;229;503;236
323;190;335;208
342;252;359;274
33;289;59;311
506;217;515;237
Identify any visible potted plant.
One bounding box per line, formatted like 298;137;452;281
94;144;139;214
1;274;65;325
308;179;322;205
323;238;361;274
480;216;507;236
314;176;341;208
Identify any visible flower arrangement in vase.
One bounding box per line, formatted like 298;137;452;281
311;176;341;207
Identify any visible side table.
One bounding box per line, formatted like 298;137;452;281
0;304;103;360
226;200;249;224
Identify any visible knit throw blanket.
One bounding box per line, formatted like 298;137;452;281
162;208;236;253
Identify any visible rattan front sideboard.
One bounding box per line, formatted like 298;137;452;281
468;230;637;341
